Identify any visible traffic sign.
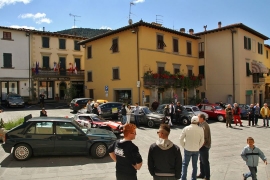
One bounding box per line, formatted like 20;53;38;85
105;85;108;92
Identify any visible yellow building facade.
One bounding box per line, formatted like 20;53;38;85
80;21;200;106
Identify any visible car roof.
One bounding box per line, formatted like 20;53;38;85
28;117;73;122
73;98;92;101
99;102;122;105
77;113;97;116
184;105;197;107
199;103;219;106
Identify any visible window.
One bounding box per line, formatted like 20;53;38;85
113;68;119;79
27;122;53;134
75;58;81;70
158;67;165;74
267;50;269;59
3;53;12;68
188;69;193;77
157;35;166;50
246;62;251;76
89;89;94;98
56;122;81;135
42;56;49;68
199;66;205;76
173;38;178;52
87;71;92;81
3;32;11;40
187;41;192;55
87;46;92;59
42;37;49;48
59;39;66;49
110;38;118;52
74;40;80;51
258;42;263;54
198;42;204;58
244;36;251;50
174;68;180;74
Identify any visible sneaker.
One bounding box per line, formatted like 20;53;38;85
197;174;204;178
243;173;247;180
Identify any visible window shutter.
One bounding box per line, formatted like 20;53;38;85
74;41;80;50
75;58;81;70
88;72;92;81
3;53;12;68
43;56;49;68
248;38;251;50
244;36;247;49
87;46;92;58
246;62;250;76
173;39;178;52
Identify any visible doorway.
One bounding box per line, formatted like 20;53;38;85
59;82;67;100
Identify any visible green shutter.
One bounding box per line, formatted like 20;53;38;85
3;53;12;68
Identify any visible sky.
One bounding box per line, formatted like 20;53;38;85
0;0;270;44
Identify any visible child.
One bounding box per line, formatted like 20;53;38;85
241;137;267;180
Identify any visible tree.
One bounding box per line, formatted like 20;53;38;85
64;85;78;102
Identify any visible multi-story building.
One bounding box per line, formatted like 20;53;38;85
264;44;270;102
79;20;201;106
195;22;269;106
0;27;31;103
30;29;87;101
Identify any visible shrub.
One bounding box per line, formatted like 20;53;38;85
4;117;24;130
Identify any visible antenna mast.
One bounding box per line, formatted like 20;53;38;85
156;15;163;24
69;13;81;28
128;2;135;24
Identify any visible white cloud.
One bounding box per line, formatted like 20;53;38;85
10;25;35;29
0;0;31;9
18;12;52;24
132;0;145;3
100;26;112;30
71;25;77;28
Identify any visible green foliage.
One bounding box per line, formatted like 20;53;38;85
28;86;37;100
64;85;78;101
4;118;24;130
0;118;4;128
56;28;111;38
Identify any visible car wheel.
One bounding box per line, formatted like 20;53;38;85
90;142;107;159
181;117;190;125
217;115;224;122
147;120;155;128
13;144;32;161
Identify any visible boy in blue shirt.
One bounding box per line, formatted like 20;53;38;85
241;137;267;180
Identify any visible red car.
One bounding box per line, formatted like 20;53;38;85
197;103;226;122
73;113;123;134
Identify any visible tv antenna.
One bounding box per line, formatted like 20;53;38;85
69;13;81;28
128;2;135;25
156;15;163;24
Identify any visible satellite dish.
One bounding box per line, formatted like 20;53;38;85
128;19;133;25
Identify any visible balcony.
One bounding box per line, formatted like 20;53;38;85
32;69;84;77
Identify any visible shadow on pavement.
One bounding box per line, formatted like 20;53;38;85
0;154;113;167
0;103;70;112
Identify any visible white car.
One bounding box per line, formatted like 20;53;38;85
184;105;209;120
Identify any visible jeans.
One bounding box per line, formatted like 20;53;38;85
263;116;269;126
199;146;210;179
243;166;257;180
181;149;199;180
254;115;259;125
122;115;127;124
134;115;140;127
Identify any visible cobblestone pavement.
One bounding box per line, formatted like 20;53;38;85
0;109;270;180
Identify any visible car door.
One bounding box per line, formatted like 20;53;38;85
100;103;110;118
54;122;88;154
25;121;55;155
203;105;215;118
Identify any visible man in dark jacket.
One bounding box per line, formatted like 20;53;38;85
148;124;182;180
175;101;184;123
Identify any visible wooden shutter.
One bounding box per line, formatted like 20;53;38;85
59;39;66;49
113;69;119;79
87;72;92;81
173;39;178;52
89;89;94;98
42;37;49;48
43;56;49;68
244;36;247;49
3;53;12;68
75;58;81;70
187;42;192;55
246;62;250;76
74;41;80;50
199;66;205;76
87;46;92;58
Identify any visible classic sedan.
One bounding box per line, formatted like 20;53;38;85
184;105;209;120
197;103;226;121
73;113;123;134
2;116;117;161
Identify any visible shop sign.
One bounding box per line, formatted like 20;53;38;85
33;77;70;81
71;81;84;85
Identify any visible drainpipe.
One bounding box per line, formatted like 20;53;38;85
135;27;140;105
231;29;236;103
26;32;31;99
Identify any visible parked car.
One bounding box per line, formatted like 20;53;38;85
154;104;194;125
70;98;93;113
2;115;117;161
197;103;226;122
184;105;209;120
6;93;25;108
99;102;122;119
73;113;123;134
238;104;250;119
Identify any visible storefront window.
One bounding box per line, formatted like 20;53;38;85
1;82;18;100
1;82;7;100
39;81;54;99
9;82;17;94
115;90;132;104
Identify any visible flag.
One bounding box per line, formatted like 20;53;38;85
74;62;77;74
58;62;60;74
69;63;73;73
53;62;57;71
35;62;39;74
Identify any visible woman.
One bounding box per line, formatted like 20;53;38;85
86;99;92;113
121;104;127;124
126;104;132;124
225;104;233;128
92;103;99;116
163;104;173;126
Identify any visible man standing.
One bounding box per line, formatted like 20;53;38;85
233;103;243;126
148;124;182;180
169;102;175;125
260;103;270;127
108;124;142;180
134;103;140;127
39;92;45;108
248;104;255;126
254;103;260;126
179;116;204;180
175;102;184;123
197;114;211;180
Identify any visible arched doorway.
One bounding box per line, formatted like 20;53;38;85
59;82;67;100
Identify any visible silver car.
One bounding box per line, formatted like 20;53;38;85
184;105;209;120
6;93;25;108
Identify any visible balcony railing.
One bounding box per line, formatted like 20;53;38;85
32;69;84;76
253;77;265;84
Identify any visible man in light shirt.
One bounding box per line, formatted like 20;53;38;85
179;116;204;180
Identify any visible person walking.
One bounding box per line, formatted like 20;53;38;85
260;103;270;127
233;103;243;126
225;104;233;128
248;104;255;126
241;137;267;180
254;103;260;126
179;116;204;180
197;113;211;180
86;99;92;113
126;104;132;124
169;102;175;124
134;103;140;127
121;104;127;124
148;124;182;180
108;123;143;180
175;102;184;123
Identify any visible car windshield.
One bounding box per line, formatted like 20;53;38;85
91;116;107;122
9;96;22;100
192;106;200;111
215;105;223;110
142;107;152;114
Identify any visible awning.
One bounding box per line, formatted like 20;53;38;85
252;61;268;73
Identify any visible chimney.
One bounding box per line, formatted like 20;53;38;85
180;28;185;33
189;29;194;35
43;27;45;32
218;21;222;28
